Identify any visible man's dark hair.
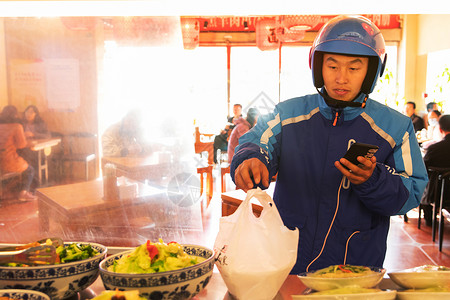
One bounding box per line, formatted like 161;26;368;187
439;114;450;132
234;104;242;109
406;101;416;109
426;102;437;112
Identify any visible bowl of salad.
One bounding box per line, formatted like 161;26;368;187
298;264;386;292
388;264;450;289
99;239;214;300
0;241;107;300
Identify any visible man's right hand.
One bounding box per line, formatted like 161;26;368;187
234;158;270;192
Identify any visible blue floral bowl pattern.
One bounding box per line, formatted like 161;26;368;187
0;289;50;300
99;244;214;300
0;242;107;300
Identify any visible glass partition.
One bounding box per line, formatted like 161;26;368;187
0;14;400;250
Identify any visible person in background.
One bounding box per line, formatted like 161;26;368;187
230;15;428;274
423;102;439;129
404;101;425;132
213;103;243;164
227;107;259;163
0;105;37;201
102;109;150;157
21;105;50;139
422;109;444;149
420;114;450;226
426;101;438;112
18;105;51;186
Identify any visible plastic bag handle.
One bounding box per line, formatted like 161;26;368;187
237;188;284;225
244;188;272;210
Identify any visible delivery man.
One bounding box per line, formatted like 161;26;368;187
230;15;428;274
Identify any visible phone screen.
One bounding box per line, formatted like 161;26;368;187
342;142;379;168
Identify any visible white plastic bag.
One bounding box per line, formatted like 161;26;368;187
214;188;299;300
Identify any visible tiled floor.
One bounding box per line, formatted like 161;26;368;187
1;170;449;272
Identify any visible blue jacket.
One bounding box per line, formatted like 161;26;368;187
230;93;428;274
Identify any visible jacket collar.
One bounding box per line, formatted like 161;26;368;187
318;89;366;121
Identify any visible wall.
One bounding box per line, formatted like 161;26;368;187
4;17;99;179
417;15;450;55
4;17;98;133
0;19;7;107
407;14;450;113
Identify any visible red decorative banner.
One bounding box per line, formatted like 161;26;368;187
196;15;401;32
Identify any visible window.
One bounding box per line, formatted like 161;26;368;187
426;48;450;113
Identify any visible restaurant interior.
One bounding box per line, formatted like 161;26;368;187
0;1;450;298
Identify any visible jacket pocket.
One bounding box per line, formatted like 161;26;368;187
332;222;388;267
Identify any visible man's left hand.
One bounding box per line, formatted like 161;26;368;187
335;155;377;185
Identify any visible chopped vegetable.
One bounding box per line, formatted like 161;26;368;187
56;243;99;263
338;264;354;273
91;289;146;300
146;240;159;260
1;243;99;266
109;239;204;274
309;264;374;278
313;287;382;295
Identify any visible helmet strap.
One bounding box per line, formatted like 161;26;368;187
317;88;368;109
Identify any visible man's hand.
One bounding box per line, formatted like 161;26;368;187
335;155;377;185
234;158;270;192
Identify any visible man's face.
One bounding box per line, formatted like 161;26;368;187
233;105;242;117
404;104;415;117
428;111;439;124
322;53;369;102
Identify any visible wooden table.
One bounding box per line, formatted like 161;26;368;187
36;178;166;233
30;137;61;186
102;153;174;183
221;183;276;217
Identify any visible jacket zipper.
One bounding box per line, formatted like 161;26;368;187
332;109;342;126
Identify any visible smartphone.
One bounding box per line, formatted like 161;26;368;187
342;142;379;169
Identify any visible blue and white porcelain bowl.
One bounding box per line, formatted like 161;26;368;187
99;244;214;300
0;289;50;300
0;242;107;300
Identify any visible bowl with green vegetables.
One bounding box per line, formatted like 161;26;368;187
0;241;107;300
99;240;214;300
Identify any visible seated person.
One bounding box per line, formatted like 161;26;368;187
213;103;242;164
18;105;51;187
421;114;450;226
404;101;425;132
22;105;50;139
102;109;150;157
423;102;438;130
0;105;37;201
227;107;259;163
422;110;444;149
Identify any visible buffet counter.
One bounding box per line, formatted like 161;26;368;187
77;269;401;300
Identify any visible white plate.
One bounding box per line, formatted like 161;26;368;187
292;290;396;300
388;271;450;289
397;291;450;300
298;267;386;291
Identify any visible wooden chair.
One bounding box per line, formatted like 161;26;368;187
53;132;97;182
418;167;450;251
435;170;450;251
194;127;214;166
221;165;230;193
197;165;213;207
